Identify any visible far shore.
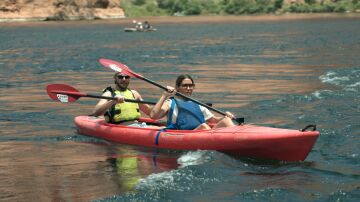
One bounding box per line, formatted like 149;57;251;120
128;13;360;24
1;13;359;26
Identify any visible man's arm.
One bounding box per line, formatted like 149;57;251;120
92;91;123;116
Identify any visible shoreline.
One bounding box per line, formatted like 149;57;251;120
1;13;359;26
130;13;360;23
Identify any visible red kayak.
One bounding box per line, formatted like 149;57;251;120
74;116;319;162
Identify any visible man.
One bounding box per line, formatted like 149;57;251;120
92;72;152;127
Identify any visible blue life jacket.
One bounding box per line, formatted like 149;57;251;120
166;98;205;130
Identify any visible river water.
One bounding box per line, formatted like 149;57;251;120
0;16;359;201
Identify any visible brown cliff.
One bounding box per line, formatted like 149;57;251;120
0;0;125;22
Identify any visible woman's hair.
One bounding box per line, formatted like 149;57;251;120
175;74;194;87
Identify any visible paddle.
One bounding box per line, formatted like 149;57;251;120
46;83;156;105
99;58;244;124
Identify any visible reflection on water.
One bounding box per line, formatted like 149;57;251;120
0;17;359;201
107;153;179;191
0;141;180;201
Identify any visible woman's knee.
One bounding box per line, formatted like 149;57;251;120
195;123;211;130
216;117;235;128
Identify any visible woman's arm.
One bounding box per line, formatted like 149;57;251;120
149;86;175;119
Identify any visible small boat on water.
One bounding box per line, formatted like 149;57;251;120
124;28;157;32
74;116;320;162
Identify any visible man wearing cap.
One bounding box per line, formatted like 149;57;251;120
92;72;151;127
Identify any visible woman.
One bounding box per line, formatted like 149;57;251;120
150;74;235;130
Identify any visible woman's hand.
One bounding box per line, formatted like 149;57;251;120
225;111;235;119
150;86;174;119
163;86;176;98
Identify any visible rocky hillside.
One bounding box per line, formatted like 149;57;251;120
0;0;124;21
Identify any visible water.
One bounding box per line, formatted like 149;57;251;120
0;17;359;201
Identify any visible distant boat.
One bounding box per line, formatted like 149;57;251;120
124;27;157;32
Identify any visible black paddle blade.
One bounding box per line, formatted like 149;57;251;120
235;117;245;124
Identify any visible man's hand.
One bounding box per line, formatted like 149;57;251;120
114;94;125;103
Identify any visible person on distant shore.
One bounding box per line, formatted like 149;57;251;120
150;74;235;130
92;72;155;128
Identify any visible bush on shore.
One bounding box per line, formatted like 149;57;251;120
120;0;360;17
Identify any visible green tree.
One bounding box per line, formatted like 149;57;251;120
274;0;283;9
157;0;203;15
133;0;146;5
224;0;259;14
305;0;316;4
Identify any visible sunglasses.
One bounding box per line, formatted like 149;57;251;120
179;84;195;89
117;75;130;80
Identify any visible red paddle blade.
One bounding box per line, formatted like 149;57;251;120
98;58;143;79
46;84;82;103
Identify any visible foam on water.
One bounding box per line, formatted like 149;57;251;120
177;150;212;168
135;170;176;191
319;68;360;92
319;71;350;85
135;151;210;190
345;81;360;92
312;68;360;101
